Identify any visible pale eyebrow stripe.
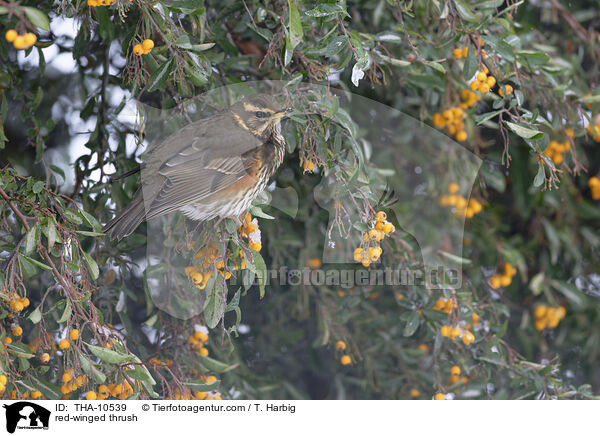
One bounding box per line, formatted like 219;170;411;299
243;103;274;113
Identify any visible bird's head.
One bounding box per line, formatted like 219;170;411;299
229;94;290;139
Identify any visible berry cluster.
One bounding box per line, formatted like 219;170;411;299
3;290;30;312
586;118;600;142
440;324;475;345
185;215;258;290
452;38;486;59
353;211;395;267
335;340;351;365
239;212;262;251
589;177;600;200
452;46;469;59
438;182;483;219
433;297;456;314
302;160;315;172
167;385;222;400
87;0;116;6
533;305;566;331
469;66;496;94
4;30;36;50
1;382;43;399
187;330;209;357
489;262;517;289
544;137;571;166
432;106;468;141
60;369;90;397
133;39;154;56
447;365;467;386
459;89;481;109
498;84;513;97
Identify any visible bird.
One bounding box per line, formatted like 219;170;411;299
103;93;290;240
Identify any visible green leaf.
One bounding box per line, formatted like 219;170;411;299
517;50;550;66
28;307;42;324
533;165;545;187
453;0;479;22
403;312;420;337
304;4;347;18
463;45;478;79
24;225;37;255
251;249;268;298
185;379;220;392
203;281;226;328
147;58;174;93
7;343;35;359
529;272;545;295
197;355;236;373
87;344;134;364
79;353;107;384
505;121;543;139
30;376;61;399
21;255;52;271
58;300;71;323
288;0;304;47
47;220;58;250
475;110;503;125
438;251;472;265
83;251;99;280
23;7;50;31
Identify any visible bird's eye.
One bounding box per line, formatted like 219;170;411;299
255;111;268;118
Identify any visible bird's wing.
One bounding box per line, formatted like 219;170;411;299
140;120;263;219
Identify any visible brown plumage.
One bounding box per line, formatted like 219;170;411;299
103;94;289;240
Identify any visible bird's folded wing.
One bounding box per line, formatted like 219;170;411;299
142;153;259;220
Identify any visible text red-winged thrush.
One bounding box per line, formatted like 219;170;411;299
103;94;289;240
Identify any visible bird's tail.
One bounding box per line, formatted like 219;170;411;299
103;190;147;241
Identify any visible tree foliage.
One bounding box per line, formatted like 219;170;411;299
1;0;600;400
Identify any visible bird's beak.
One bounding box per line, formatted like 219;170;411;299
271;107;292;120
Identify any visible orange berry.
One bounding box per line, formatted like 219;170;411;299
141;39;154;52
462;332;475;345
11;326;22;336
456;130;467;141
70;329;80;341
86;391;97;400
59;339;70;350
133;44;144;56
440;325;450;337
335;340;347;351
3;337;12;345
410;388;420;398
13;36;26;50
450;365;461;376
40;353;50;363
434;393;445;400
340;355;351;365
23;33;36;46
5;30;17;42
489;275;501;289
